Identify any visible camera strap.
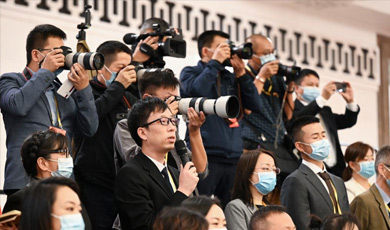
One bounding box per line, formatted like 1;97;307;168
245;65;276;97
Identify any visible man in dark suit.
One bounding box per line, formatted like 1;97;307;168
281;116;350;230
291;69;359;177
351;145;390;230
115;97;199;230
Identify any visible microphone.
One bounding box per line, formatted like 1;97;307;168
175;139;190;167
123;33;138;45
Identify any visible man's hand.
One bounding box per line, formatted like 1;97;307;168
340;81;354;103
132;36;159;63
177;162;199;196
68;63;89;91
211;42;231;64
187;107;205;133
321;81;337;100
165;96;179;115
41;48;65;72
115;65;137;88
230;54;246;77
258;60;279;80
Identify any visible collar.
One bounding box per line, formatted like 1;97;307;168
375;182;390;204
302;159;326;174
144;153;167;172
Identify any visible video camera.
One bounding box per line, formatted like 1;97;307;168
123;24;186;68
60;46;105;70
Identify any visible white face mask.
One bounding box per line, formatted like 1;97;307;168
47;157;74;178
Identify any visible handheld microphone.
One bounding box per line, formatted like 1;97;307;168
175;139;190;166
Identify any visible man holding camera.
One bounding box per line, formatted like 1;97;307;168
74;41;139;229
291;69;359;177
0;24;98;196
180;30;263;207
242;34;298;183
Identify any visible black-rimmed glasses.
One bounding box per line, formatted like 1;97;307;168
142;117;180;127
49;148;70;158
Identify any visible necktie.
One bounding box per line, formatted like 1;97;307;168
318;171;339;214
161;167;174;193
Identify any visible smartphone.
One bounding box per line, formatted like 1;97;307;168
334;82;347;93
0;210;21;225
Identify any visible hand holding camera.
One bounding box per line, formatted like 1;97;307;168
132;36;159;63
230;54;246;77
115;65;137;88
338;81;354;103
164;95;180;115
41;48;65;72
258;60;280;80
68;63;89;91
212;42;231;64
187;107;206;133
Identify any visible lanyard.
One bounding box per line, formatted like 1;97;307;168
164;153;177;192
245;65;276;97
53;95;63;129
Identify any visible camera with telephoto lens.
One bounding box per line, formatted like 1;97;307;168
178;96;240;119
277;63;301;83
60;46;105;70
123;24;186;68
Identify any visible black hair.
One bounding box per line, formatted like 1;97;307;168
181;195;222;217
197;30;230;58
96;40;132;66
153;206;209;230
249;205;288;230
19;177;80;230
138;68;180;96
318;213;362;230
140;17;170;34
127;97;169;146
26;24;66;66
21;129;69;177
294;68;320;85
290;116;320;143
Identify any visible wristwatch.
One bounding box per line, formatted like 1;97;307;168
256;75;265;83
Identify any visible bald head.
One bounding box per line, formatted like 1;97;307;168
246;34;273;54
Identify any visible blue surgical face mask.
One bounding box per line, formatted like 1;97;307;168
301;86;320;103
103;65;117;87
251;171;277;195
51;213;85;230
48;157;74;178
300;139;331;161
357;161;375;179
254;53;276;66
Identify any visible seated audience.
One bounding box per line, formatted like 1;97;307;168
182;195;226;230
18;177;84;230
153;207;209;230
2;129;91;229
249;205;295;230
291;68;359;177
342;142;375;203
224;149;279;230
309;213;361;230
351;145;390;230
281;116;349;230
115;97;199;230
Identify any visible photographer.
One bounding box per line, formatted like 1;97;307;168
0;24;98;197
241;34;298;183
180;30;263;207
291;68;360;177
74;40;139;229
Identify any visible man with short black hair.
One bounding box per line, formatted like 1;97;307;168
0;24;98;196
74;40;139;229
281;116;349;230
180;30;263;207
249;205;295;230
291;68;360;176
115;97;199;230
351;145;390;230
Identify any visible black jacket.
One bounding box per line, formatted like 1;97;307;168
74;78;139;190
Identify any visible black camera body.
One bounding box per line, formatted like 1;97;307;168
123;24;186;68
277;64;301;83
223;41;253;67
60;46;105;70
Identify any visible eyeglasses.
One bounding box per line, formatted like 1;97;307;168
49;148;70;158
142;117;180;127
164;96;181;103
37;48;53;52
254;166;281;175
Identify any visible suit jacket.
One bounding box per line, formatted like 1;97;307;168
0;68;98;190
224;198;257;230
351;184;390;230
115;152;188;230
292;100;360;176
281;164;350;230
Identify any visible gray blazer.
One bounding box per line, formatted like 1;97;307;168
0;68;98;190
281;164;350;230
224;198;257;230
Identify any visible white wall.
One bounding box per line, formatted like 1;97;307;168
0;0;387;208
